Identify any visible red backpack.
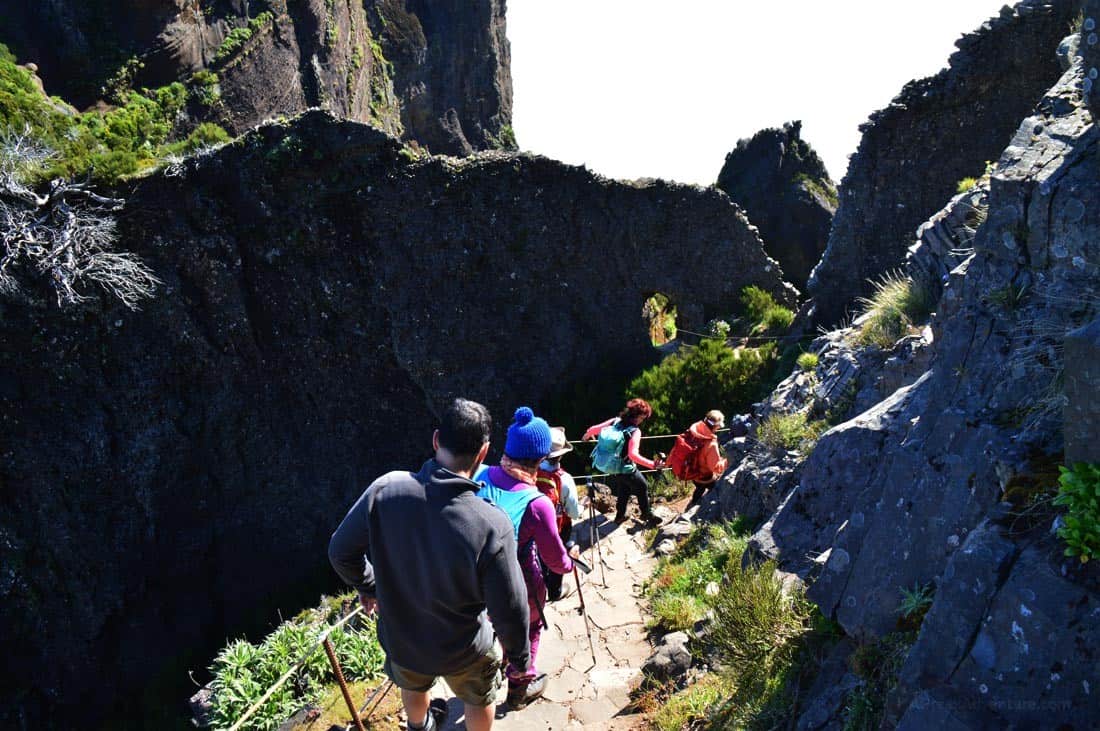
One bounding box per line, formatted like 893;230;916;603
535;469;568;533
667;430;710;481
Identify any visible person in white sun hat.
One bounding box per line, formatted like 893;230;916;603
535;427;583;600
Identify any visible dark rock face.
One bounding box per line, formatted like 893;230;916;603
716;121;836;289
368;0;513;154
0;0;511;153
808;0;1078;327
744;58;1100;727
0;111;790;728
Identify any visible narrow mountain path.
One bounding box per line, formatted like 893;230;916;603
433;505;669;731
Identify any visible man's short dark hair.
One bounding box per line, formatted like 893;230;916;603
438;398;492;468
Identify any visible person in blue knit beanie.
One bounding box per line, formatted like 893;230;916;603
504;406;552;460
477;406;579;709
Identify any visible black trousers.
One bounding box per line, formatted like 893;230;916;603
610;470;651;519
690;480;716;505
542;522;572;600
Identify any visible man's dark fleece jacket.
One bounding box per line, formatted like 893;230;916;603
328;460;531;675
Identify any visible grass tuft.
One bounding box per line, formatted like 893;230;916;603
757;412;827;453
796;352;819;372
855;272;933;349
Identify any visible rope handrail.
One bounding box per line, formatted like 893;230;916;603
567;427;732;446
226;605;364;731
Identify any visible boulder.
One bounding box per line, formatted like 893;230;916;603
1064;317;1100;464
642;631;692;682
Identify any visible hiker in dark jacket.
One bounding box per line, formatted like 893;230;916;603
328;398;530;731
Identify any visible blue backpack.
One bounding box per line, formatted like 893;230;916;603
591;419;637;474
475;468;543;543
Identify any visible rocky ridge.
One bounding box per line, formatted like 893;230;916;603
0;111;791;728
702;39;1100;728
808;0;1078;326
716;121;836;290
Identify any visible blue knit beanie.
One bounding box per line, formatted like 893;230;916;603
504;406;552;460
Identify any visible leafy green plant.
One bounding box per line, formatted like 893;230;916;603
741;285;795;335
647;675;726;731
956;176;978;194
650;472;695;503
628;338;776;436
757;412;827;453
796;352;819;372
206;594;385;730
855;272;933;349
1;46;231;183
214;11;275;64
1053;463;1100;562
896;582;934;623
644;523;749;633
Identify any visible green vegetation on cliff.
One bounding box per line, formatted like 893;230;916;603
644;521;839;730
0;43;229;183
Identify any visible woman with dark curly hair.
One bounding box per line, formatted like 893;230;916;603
582;398;665;524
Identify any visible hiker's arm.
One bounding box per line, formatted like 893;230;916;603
482;530;531;672
560;473;582;519
327;485;377;599
625;430;656;470
529;498;573;574
582;417;615;440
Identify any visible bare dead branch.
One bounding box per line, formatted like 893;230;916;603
0;130;159;309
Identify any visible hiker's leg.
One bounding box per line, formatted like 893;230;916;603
401;689;432;729
527;593;543;670
612;475;629;521
690;481;707;505
632;470;653;518
464;703;494;731
446;644;502;729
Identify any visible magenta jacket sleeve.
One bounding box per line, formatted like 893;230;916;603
527;496;573;575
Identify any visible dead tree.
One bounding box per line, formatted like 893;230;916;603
0;131;160;310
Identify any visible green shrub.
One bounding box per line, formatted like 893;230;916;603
0;46;230;183
628;338;776;437
740;285;795;335
842;633;915;731
644;523;749;633
215;11;275;64
207;594;385;730
1053;463;1100;563
956;176;978;194
855;272;933;349
896;582;934;626
649;675;727;731
757;412;827;453
796;352;819;372
650;472;695;503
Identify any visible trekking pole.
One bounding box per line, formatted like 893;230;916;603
323;638;367;731
586;478;608;588
572;563;598;669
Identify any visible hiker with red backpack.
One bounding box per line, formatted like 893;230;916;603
669;410;730;506
582;398;666;524
536;427;583;600
475;408;580;709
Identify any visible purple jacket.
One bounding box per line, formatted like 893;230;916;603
486;467;573;576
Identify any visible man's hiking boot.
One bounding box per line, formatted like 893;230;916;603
506;673;548;710
407;698;448;731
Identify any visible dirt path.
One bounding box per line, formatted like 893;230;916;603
430;505;668;730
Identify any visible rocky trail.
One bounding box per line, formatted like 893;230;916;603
431;504;669;731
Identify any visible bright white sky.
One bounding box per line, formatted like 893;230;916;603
507;0;1015;186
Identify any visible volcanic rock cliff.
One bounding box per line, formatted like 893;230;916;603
716;121;836;290
808;0;1078;326
705;31;1100;728
0;0;512;154
0;111;790;728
